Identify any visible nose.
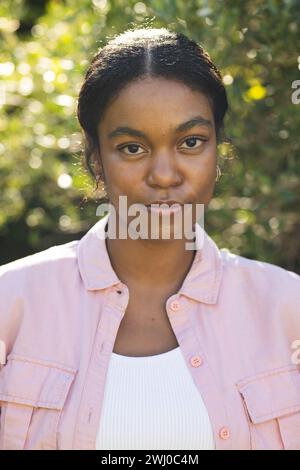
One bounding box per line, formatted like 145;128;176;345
147;151;182;188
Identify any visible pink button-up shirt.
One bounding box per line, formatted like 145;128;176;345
0;213;300;450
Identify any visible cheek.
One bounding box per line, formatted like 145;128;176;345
103;162;142;205
101;154;129;189
112;168;137;190
190;153;217;204
190;144;216;181
192;170;216;203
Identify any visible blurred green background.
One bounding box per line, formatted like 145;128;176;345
0;0;299;273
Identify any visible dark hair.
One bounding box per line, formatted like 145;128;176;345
77;27;229;195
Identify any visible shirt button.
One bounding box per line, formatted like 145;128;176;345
219;427;230;440
170;300;181;311
114;286;123;295
190;355;203;367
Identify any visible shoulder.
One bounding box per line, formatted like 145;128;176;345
219;247;300;301
0;240;81;344
0;240;80;293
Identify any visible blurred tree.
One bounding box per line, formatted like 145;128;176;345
0;0;299;272
15;0;50;37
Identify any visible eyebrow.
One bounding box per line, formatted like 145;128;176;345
107;115;213;140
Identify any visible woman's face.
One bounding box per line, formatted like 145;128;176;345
96;76;217;234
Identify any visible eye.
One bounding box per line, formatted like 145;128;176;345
118;136;208;155
180;136;207;149
118;143;145;155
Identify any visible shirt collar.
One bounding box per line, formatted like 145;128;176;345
77;212;223;304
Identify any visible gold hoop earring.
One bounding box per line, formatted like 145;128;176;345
215;165;221;182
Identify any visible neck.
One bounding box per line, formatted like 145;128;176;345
105;229;196;293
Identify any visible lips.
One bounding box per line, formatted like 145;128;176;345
146;200;183;207
146;201;183;215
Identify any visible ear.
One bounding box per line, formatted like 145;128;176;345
93;148;106;184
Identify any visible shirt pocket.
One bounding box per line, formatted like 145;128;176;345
0;354;77;450
236;364;300;450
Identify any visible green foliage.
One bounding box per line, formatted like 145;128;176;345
0;0;299;272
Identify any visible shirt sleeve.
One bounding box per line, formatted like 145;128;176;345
0;260;26;366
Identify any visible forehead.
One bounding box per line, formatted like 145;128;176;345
98;77;214;134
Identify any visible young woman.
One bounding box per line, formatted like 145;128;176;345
0;27;299;451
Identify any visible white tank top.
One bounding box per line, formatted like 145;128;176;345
96;346;215;450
